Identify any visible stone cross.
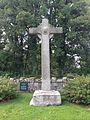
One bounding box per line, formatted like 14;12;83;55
29;18;63;91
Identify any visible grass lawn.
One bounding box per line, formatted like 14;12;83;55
0;93;90;120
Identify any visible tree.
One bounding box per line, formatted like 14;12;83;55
0;0;89;77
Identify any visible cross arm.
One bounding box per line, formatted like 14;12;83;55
29;25;41;34
50;26;63;34
29;28;38;34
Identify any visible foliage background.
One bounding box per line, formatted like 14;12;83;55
0;0;90;77
0;77;17;101
63;76;90;105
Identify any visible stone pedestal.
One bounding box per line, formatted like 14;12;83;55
30;90;61;106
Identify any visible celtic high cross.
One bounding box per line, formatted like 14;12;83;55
29;19;63;91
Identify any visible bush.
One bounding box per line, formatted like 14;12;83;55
0;77;18;102
63;76;90;105
66;73;75;79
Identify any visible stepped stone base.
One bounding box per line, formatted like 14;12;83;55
30;90;61;106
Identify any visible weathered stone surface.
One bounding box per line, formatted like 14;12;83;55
29;18;63;106
18;81;65;92
29;18;63;91
30;90;61;106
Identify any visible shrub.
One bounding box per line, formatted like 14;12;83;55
63;76;90;105
0;77;18;102
66;73;75;79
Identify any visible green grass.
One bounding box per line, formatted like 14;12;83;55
0;93;90;120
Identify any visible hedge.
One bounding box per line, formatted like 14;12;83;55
0;77;17;102
63;76;90;105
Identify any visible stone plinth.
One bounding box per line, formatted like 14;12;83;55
30;90;61;106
